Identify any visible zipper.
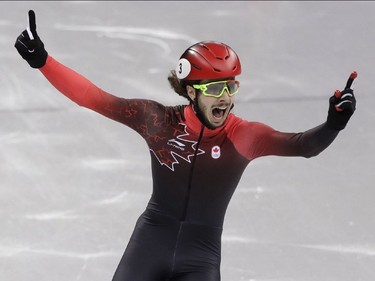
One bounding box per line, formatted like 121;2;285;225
169;222;183;277
179;124;205;221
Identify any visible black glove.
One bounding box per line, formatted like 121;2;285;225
14;10;48;68
326;87;356;131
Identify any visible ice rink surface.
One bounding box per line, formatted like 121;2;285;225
1;1;375;281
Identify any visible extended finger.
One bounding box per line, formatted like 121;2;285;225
27;10;36;40
344;71;358;90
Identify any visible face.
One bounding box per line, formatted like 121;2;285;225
187;79;237;129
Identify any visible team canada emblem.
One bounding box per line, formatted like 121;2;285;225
211;145;221;159
150;123;205;171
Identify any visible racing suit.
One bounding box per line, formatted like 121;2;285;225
39;56;339;281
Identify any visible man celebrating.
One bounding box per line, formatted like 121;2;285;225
15;10;356;281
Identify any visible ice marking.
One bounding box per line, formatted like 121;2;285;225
99;191;128;205
237;186;266;194
222;235;258;243
25;210;78;220
54;24;198;56
296;244;375;256
81;158;127;170
0;246;118;259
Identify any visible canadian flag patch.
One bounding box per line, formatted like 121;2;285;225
211;145;221;159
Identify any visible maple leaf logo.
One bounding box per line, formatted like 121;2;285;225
211;145;221;159
150;123;205;171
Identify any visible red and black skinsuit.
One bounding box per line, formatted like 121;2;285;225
40;56;339;281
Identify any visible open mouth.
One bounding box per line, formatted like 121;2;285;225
212;106;228;120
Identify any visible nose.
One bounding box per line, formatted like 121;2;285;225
219;88;231;102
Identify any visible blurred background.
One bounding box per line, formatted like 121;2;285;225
1;1;374;281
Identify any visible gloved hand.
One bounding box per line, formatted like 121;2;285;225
14;10;48;68
326;73;357;130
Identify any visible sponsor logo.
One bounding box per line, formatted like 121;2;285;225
167;139;186;151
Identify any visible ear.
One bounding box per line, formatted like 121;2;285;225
186;85;196;101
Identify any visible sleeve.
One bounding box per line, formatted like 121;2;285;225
233;120;340;160
39;55;167;138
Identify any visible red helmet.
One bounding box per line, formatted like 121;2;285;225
176;41;241;81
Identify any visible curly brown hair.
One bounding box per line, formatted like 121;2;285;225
167;70;200;102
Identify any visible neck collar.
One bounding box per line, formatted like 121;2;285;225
184;105;230;137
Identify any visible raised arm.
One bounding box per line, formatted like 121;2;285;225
252;122;340;159
14;10;168;138
233;73;357;160
14;10;116;111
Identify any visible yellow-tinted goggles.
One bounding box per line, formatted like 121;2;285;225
193;80;240;98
